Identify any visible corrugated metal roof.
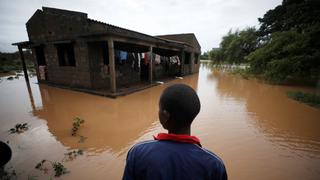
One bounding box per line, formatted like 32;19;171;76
86;19;193;48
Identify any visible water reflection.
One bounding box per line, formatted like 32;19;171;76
31;74;199;153
195;63;320;179
212;68;320;156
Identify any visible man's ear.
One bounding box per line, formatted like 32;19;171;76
162;110;170;121
159;109;170;129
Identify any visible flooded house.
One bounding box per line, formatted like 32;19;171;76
13;7;201;97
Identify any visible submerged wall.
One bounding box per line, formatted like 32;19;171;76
87;42;111;90
40;40;92;88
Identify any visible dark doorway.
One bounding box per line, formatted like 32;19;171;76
35;46;46;65
140;59;149;81
88;41;110;90
184;52;191;64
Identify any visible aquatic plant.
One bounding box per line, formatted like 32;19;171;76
9;123;29;134
63;149;84;161
35;160;69;177
35;149;85;177
35;160;46;169
71;117;85;136
287;91;320;108
52;162;68;177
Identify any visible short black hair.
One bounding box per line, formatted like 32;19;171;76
0;141;12;167
160;84;201;127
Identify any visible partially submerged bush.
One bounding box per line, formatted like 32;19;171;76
71;117;85;136
287;91;320;108
9;123;29;134
64;149;84;161
247;26;320;85
35;160;69;177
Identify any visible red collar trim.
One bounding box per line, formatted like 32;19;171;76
153;133;202;147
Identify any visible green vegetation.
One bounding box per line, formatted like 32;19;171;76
9;123;29;134
209;27;258;64
35;149;85;177
247;27;320;84
5;117;87;178
287;91;320;108
206;0;320;85
64;149;84;161
0;51;34;74
71;117;85;136
230;67;250;79
35;160;69;177
200;51;209;60
52;162;68;177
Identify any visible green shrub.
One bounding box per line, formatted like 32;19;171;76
287;91;320;107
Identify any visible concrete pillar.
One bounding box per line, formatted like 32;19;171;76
180;50;185;76
195;53;199;73
149;46;153;83
108;39;116;93
190;52;195;73
18;46;29;82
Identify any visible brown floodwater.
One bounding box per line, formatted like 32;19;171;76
0;63;320;179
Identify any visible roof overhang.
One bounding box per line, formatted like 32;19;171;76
12;41;33;48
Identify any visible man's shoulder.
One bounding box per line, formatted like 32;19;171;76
198;147;225;164
128;140;159;152
129;141;224;163
187;144;226;168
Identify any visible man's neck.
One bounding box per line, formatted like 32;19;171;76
168;127;191;135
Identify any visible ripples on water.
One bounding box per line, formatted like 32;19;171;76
0;63;319;179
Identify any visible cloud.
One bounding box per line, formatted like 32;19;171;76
0;0;282;52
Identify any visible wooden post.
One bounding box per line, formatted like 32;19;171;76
18;46;29;82
26;80;36;111
108;39;116;93
149;46;153;83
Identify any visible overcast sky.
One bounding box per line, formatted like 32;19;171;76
0;0;281;53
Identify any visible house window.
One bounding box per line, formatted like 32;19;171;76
56;43;76;66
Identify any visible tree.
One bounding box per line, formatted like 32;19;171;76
247;25;320;83
247;0;320;84
200;51;209;60
210;27;259;64
258;0;320;37
208;48;222;62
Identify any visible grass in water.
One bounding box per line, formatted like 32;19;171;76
71;117;85;136
287;91;320;108
35;160;69;177
230;67;250;79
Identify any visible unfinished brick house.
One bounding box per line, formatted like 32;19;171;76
13;7;201;97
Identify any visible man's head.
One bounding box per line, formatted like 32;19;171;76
0;141;11;168
159;84;201;131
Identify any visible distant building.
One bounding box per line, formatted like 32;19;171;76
13;7;201;97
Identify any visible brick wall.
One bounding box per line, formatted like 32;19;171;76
44;41;92;88
87;42;111;90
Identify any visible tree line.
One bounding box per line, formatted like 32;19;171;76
0;50;34;74
202;0;320;84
